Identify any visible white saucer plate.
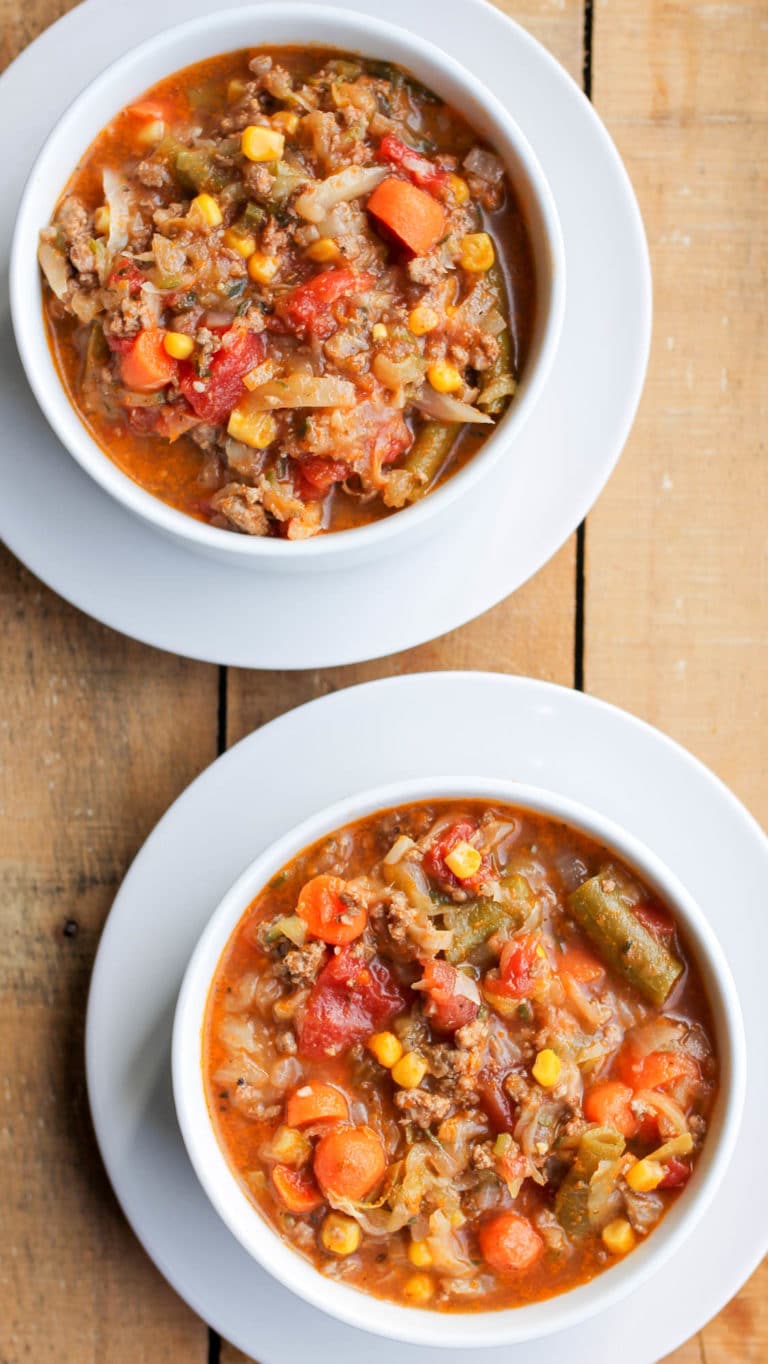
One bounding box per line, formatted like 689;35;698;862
0;0;650;669
86;672;768;1363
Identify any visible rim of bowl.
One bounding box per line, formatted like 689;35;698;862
172;775;746;1349
10;3;566;564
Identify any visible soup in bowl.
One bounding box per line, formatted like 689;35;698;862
172;778;744;1347
11;6;564;569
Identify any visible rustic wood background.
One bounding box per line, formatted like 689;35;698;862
1;0;765;1360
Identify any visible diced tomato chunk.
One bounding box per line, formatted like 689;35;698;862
294;457;351;501
377;134;451;198
108;256;145;296
423;820;491;891
633;902;676;941
478;1071;518;1134
127;400;199;441
374;414;412;467
105;333;135;355
495;934;544;999
278;269;375;340
178;326;265;424
296;945;409;1059
659;1156;691;1189
418;958;479;1032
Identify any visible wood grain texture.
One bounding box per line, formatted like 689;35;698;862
1;0;764;1360
0;547;217;1362
226;540;576;742
587;0;768;826
591;2;768;1361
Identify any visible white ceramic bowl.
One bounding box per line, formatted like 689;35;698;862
11;4;565;574
172;775;745;1349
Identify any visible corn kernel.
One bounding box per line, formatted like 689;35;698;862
272;995;297;1021
93;205;110;236
190;193;223;228
223;227;257;259
459;231;495;273
532;1049;562;1088
136;118;165;147
445;304;458;318
408;1240;433;1268
403;1273;434;1304
163;331;195;361
427;361;462;394
408;305;440;337
367;1031;403;1069
227;407;278;449
626;1158;665;1193
242;124;285;162
269;1125;311;1167
449;1209;466;1229
602;1218;636;1256
306;237;342;265
272;110;300;135
392;1052;428;1089
227;77;248;104
248;252;279;284
321;1213;361;1257
448;173;470;205
372;323;388;341
444;841;482;879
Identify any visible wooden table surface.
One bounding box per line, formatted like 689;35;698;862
1;0;765;1359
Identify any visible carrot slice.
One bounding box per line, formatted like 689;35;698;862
479;1212;544;1274
616;1046;699;1092
314;1124;386;1201
271;1164;324;1213
120;329;177;392
296;874;367;945
558;945;605;984
286;1082;350;1128
367;177;446;256
128;99;173;122
583;1080;638;1138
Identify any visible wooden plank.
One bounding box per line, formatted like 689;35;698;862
589;2;767;1361
0;8;215;1357
0;548;217;1361
0;0;80;72
227;541;576;741
587;0;768;825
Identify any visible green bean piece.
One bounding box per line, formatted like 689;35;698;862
402;422;457;501
447;875;534;963
498;871;536;923
174;148;228;194
477;259;515;414
488;259;512;371
242;201;267;229
567;872;684;1006
447;900;507;963
554;1126;626;1238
